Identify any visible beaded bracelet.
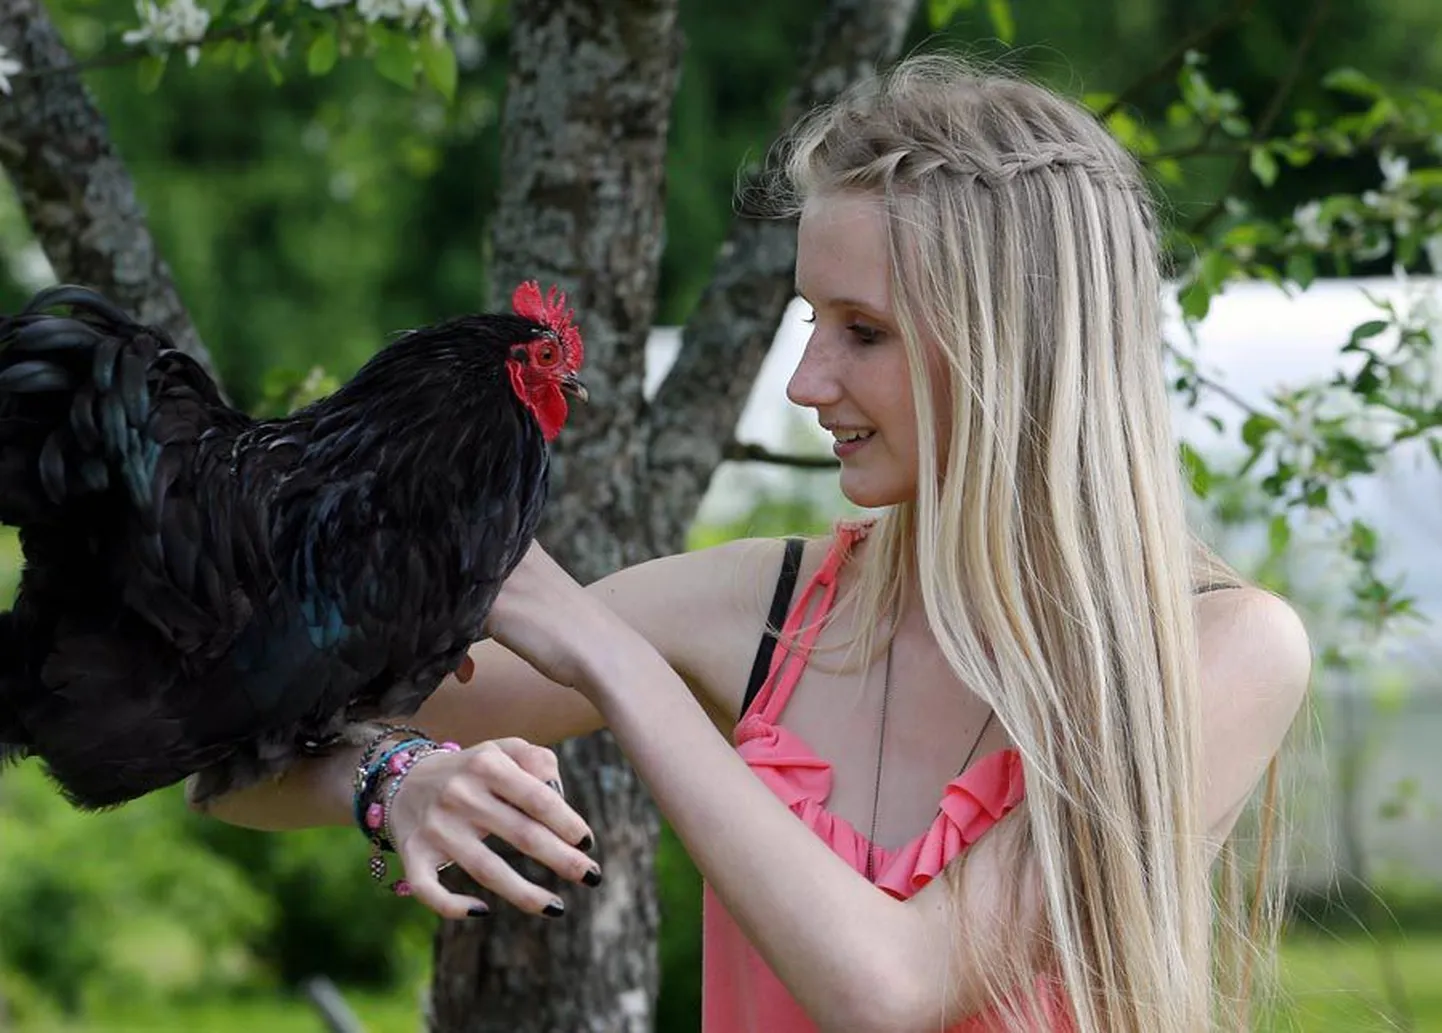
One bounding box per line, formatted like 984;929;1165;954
354;734;462;894
352;724;427;814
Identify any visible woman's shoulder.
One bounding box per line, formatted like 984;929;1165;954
1194;584;1312;837
584;531;846;724
594;530;842;621
1195;584;1311;685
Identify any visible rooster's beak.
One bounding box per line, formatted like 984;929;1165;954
560;373;589;403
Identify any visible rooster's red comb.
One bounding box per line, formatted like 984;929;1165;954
511;280;584;369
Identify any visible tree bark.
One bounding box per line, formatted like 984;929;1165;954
427;1;682;1030
0;0;217;379
429;1;918;1031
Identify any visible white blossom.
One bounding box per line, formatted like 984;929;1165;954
1379;148;1410;190
1293;201;1328;249
1312;386;1405;448
356;0;444;29
1386;274;1442;403
1280;384;1406;472
0;43;22;95
123;0;212;65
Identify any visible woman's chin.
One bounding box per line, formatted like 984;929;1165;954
838;471;914;510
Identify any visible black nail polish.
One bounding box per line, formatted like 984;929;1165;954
542;900;565;918
576;833;593;852
582;866;603;888
466;905;488;918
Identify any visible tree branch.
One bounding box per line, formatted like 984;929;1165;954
643;0;919;539
0;0;220;383
7;25;251;82
1098;0;1260;121
1165;340;1265;418
1188;0;1331;237
723;440;839;469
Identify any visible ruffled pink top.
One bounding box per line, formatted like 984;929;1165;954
701;522;1054;1032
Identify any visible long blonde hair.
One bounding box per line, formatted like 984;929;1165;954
777;55;1278;1032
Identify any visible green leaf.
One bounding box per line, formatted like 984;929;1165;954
1249;145;1278;187
927;0;975;27
1241;413;1279;449
419;37;458;101
1323;67;1383;99
985;0;1015;44
1348;520;1378;563
1268;514;1291;555
231;0;269;21
372;28;417;90
1178;442;1211;497
1286;252;1316;289
1350;319;1389;343
308;31;339;77
137;53;167;93
1179;279;1212;322
1165;102;1193;129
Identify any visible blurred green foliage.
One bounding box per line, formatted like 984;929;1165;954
5;0;1440;411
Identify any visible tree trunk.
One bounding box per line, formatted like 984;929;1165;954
0;0;216;380
428;2;918;1031
427;3;683;1031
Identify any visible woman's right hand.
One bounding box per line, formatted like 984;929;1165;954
384;737;601;920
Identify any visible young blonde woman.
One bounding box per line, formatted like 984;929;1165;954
205;55;1312;1033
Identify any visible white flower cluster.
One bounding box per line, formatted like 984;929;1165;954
1292;200;1328;249
1361;149;1423;243
1291;149;1442;270
1385;271;1442;405
301;0;462;41
0;43;22;95
358;0;446;28
1276;381;1407;474
123;0;212;66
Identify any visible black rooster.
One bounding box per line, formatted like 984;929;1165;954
0;282;586;809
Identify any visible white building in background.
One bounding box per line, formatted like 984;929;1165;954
648;276;1442;888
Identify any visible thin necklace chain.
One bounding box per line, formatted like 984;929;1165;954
864;640;996;884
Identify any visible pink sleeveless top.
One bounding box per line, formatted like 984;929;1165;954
701;522;1058;1032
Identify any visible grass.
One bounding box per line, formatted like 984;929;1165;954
1264;930;1442;1032
9;989;423;1033
10;933;1442;1033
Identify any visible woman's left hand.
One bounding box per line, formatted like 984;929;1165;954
484;542;626;696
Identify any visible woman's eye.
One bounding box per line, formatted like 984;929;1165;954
848;323;882;345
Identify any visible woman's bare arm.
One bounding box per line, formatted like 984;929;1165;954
195;536;789;831
412;547;1312;1032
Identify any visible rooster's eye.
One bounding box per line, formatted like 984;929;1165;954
533;342;560;367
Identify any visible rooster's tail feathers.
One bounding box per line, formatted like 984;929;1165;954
0;285;170;525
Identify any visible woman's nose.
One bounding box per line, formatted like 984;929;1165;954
786;334;842;410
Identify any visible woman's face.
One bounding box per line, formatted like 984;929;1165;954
788;192;922;509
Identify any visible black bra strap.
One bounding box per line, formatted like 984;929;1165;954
740;538;805;721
